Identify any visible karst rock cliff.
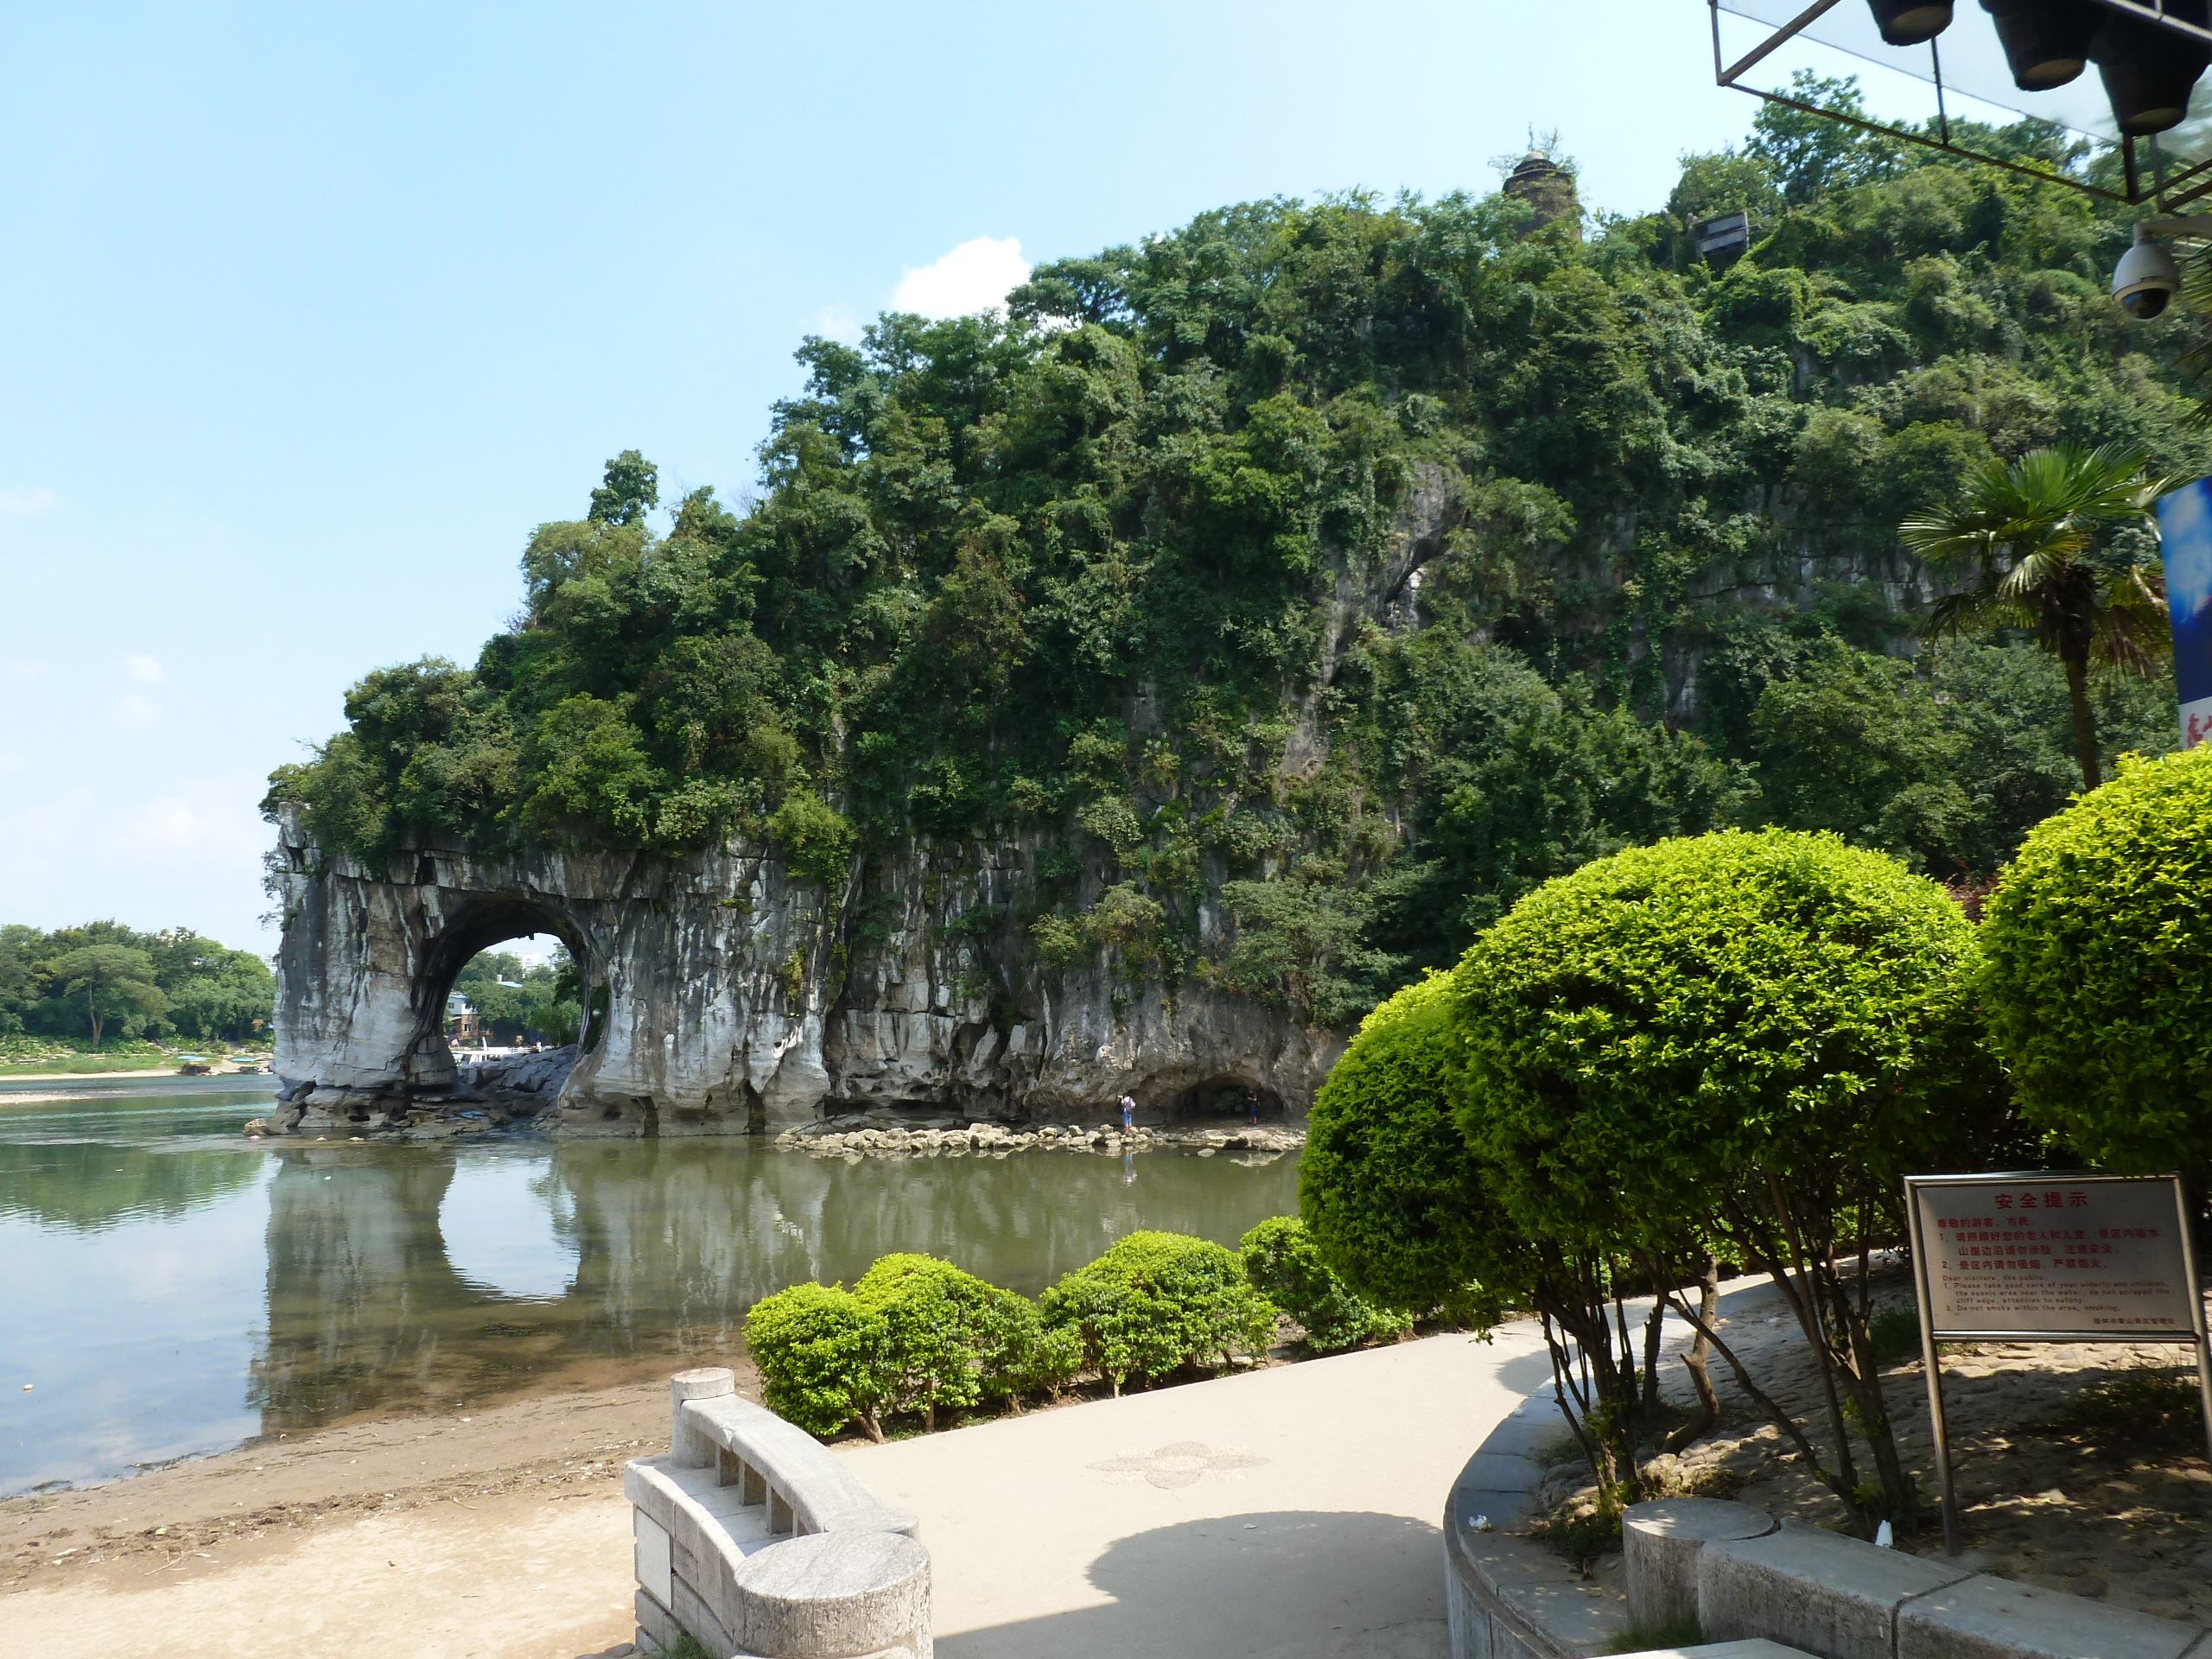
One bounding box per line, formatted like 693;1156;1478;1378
268;805;1335;1135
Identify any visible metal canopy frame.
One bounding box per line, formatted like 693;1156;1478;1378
1709;0;2212;209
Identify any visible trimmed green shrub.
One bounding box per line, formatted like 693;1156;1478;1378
854;1253;997;1428
854;1252;1074;1424
1456;828;1995;1533
1980;748;2212;1182
976;1294;1084;1406
1040;1230;1277;1394
1299;972;1515;1319
1238;1216;1410;1353
1299;970;1666;1505
743;1281;892;1440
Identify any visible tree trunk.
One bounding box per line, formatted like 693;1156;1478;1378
1665;1255;1722;1453
87;992;103;1049
2064;650;2101;792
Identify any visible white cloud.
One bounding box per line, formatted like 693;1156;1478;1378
0;785;94;849
0;753;23;779
811;305;865;346
3;659;47;681
101;773;270;870
893;236;1030;320
0;486;58;515
125;652;165;685
113;691;162;730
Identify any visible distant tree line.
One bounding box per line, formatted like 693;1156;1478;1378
449;948;580;1046
0;923;275;1047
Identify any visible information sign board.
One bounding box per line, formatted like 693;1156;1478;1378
1909;1173;2197;1338
1904;1171;2212;1555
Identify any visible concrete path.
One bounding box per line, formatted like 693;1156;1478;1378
0;1328;1559;1659
836;1326;1558;1659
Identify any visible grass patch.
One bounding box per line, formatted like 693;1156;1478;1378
1532;1502;1621;1574
2047;1368;2205;1459
1608;1614;1704;1653
0;1050;184;1077
1869;1303;1922;1365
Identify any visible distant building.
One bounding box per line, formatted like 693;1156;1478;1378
1503;146;1581;241
445;992;481;1047
1691;209;1752;265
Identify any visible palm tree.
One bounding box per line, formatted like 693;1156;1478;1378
1902;442;2174;791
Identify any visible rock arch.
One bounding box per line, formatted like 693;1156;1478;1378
269;807;1340;1135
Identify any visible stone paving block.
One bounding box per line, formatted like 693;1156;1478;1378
1897;1573;2204;1659
733;1532;931;1659
1460;1452;1544;1491
1493;1576;1632;1656
633;1587;678;1653
672;1571;740;1659
634;1510;673;1610
1472;1414;1573;1459
1452;1484;1538;1532
1624;1499;1777;1635
1699;1523;1974;1659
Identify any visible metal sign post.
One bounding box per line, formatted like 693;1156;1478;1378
1904;1171;2212;1554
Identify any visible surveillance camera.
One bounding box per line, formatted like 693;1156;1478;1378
2114;235;2181;321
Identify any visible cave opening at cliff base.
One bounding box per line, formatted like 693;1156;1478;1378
1159;1077;1287;1123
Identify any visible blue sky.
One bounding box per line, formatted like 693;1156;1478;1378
0;2;1770;953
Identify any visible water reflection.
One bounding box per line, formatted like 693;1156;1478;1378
2;1091;1300;1491
0;1096;265;1231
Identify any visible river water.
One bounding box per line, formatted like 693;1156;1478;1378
0;1081;1301;1496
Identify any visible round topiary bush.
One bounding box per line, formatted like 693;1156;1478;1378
1455;828;1991;1249
743;1281;892;1440
1453;827;1995;1530
1039;1230;1276;1394
1299;972;1513;1319
1981;747;2212;1180
854;1251;1073;1423
1238;1215;1410;1353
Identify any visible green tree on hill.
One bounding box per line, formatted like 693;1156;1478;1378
1904;442;2174;790
48;944;168;1047
261;83;2210;1022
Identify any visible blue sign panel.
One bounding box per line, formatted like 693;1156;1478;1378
2159;478;2212;750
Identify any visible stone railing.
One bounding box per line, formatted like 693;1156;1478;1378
1624;1498;2212;1659
626;1368;931;1659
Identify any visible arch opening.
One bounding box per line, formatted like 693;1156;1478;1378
409;899;597;1090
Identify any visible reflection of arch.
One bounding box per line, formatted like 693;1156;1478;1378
405;897;597;1091
251;1149;478;1428
440;1157;578;1300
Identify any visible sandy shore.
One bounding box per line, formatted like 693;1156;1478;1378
0;1360;751;1592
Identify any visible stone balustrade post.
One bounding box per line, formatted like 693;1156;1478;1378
670;1365;736;1467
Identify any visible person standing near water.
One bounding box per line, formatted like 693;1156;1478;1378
1119;1093;1136;1132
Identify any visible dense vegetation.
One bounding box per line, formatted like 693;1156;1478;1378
1306;828;2006;1535
269;79;2204;1024
744;1222;1398;1440
449;948;580;1046
0;922;274;1048
1981;747;2212;1186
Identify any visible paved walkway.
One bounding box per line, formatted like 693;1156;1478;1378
838;1326;1556;1659
0;1328;1557;1659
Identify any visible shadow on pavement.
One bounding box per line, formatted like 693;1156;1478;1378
938;1509;1448;1659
